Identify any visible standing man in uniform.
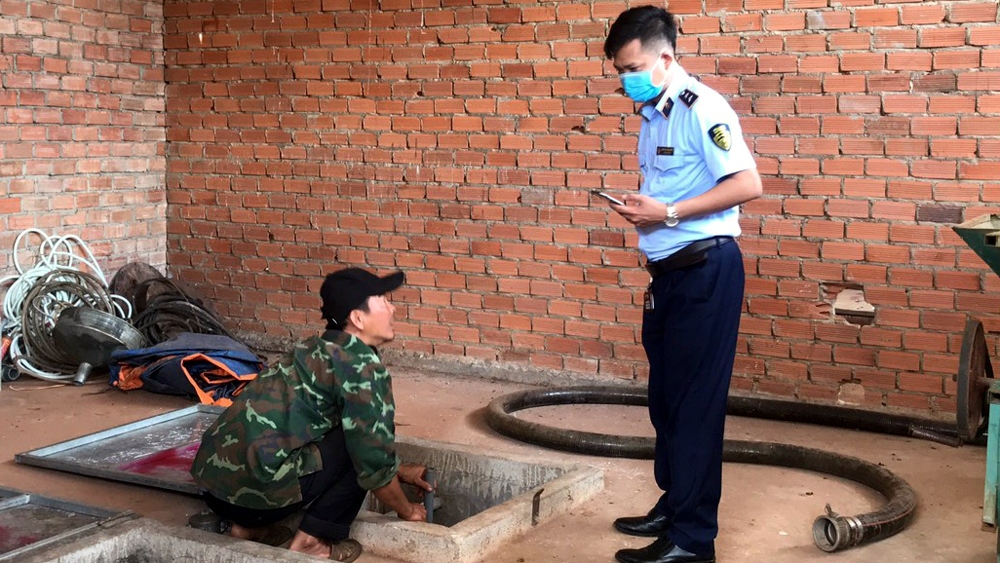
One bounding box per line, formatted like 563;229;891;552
599;7;762;563
191;268;431;562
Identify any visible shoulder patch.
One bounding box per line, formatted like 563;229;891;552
678;89;699;107
662;98;674;118
708;123;732;151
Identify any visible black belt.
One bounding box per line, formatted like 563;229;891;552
645;236;733;278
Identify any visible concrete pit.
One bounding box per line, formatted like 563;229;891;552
12;426;603;563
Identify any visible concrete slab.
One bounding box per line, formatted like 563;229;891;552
17;519;321;563
0;367;995;562
13;426;603;563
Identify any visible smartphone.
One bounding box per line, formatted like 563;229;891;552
591;190;624;206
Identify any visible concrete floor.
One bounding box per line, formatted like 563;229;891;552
0;367;995;562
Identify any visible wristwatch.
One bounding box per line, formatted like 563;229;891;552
664;204;679;228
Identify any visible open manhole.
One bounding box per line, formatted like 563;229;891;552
16;407;603;563
354;437;603;563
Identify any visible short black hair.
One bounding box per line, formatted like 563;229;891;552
329;296;372;330
604;6;678;60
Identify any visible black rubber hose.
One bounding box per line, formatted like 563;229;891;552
131;277;236;345
728;395;962;445
485;386;918;553
19;268;120;376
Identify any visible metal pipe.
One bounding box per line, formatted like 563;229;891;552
423;468;436;524
907;426;963;448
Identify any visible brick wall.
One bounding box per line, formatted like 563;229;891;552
163;0;1000;415
0;0;166;276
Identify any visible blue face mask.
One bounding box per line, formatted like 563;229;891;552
619;56;667;103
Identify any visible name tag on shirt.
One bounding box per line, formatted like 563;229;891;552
656;147;674;156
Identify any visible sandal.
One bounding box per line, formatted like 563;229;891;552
329;538;363;562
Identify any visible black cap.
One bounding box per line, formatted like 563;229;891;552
320;268;404;328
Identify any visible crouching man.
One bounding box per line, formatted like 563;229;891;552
191;268;430;562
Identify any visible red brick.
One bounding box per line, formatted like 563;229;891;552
756;380;797;398
682;15;719;33
856;369;897;390
791;343;833;362
949;3;998;23
887;393;931;411
934;50;982;70
986;51;1000;69
970;27;1000;46
841;53;885;71
786;34;826;52
920;28;967;48
767;361;808;380
921;311;966;331
882;95;927;113
815;324;860;344
807;11;851;30
810;364;852;383
765;13;804;31
897;371;943;393
959;162;1000;180
874;29;916;49
902;331;948;352
912;116;957;136
901;4;945;24
834;346;876;366
888;51;931;71
846;263;887;283
846;222;887;241
854;7;899;27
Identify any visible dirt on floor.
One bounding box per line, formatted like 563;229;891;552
0;367;994;562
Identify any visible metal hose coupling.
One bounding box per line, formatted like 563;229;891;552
812;504;864;552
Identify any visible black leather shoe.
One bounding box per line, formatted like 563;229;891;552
615;538;715;563
613;508;671;537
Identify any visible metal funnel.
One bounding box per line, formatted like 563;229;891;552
953;214;1000;279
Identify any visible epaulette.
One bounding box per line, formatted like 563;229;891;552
678;89;698;107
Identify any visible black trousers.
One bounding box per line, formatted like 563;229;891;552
203;428;368;541
642;240;744;557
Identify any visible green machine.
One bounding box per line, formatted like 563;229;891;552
953;214;1000;561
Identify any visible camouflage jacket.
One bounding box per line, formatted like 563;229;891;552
190;329;400;510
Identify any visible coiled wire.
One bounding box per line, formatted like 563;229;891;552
17;269;121;378
0;230;131;383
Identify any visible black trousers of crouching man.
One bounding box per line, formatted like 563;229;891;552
203;427;368;541
642;240;744;557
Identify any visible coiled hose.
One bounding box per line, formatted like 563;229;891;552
1;229;131;383
131;277;235;345
15;268;125;381
485;386;917;553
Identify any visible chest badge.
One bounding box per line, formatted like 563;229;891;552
656;147;674;156
708;123;732;151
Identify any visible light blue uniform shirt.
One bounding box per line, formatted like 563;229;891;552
637;66;757;262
